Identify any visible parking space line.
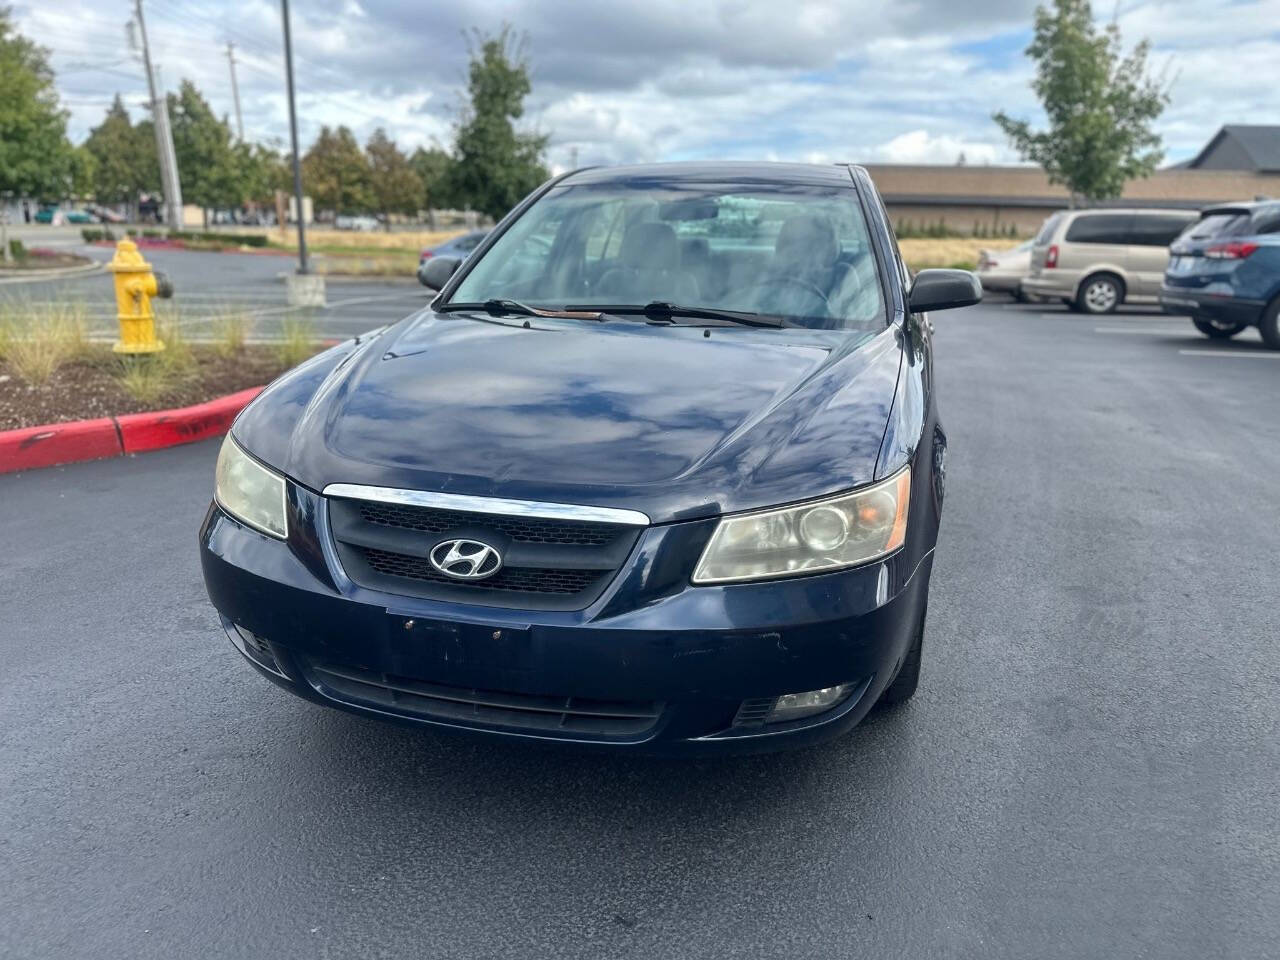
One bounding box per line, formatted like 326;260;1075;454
1094;327;1194;335
1178;349;1280;359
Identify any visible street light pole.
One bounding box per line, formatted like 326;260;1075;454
280;0;309;274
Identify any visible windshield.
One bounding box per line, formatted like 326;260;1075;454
448;178;886;330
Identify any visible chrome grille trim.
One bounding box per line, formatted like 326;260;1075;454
322;483;650;527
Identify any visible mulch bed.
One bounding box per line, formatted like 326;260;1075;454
0;346;305;430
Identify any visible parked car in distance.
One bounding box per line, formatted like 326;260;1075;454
201;161;982;754
34;208;97;225
334;214;381;231
1161;200;1280;349
417;230;489;285
976;239;1035;300
1022;208;1197;314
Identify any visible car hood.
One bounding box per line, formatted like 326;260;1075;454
234;312;905;522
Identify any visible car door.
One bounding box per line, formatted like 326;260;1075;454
1061;213;1132;291
1126;213;1196;296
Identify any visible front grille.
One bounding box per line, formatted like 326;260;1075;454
363;547;599;595
327;495;643;610
303;658;663;739
358;502;615;546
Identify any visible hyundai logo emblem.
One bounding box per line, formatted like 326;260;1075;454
429;538;502;580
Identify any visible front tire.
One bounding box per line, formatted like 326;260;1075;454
1192;316;1248;340
878;603;925;706
1260;297;1280;351
1076;273;1124;314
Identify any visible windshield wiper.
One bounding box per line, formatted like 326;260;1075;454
437;299;603;320
567;301;786;328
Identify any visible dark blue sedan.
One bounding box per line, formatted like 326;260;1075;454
200;162;981;753
1162;201;1280;349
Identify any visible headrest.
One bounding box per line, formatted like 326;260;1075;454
775;215;838;268
620;221;680;271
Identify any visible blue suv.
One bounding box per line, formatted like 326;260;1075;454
1161;201;1280;349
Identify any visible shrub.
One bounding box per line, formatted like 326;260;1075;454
212;308;253;357
113;355;176;405
126;228;138;238
81;228;103;243
0;300;89;383
8;239;26;260
276;314;317;369
142;229;165;239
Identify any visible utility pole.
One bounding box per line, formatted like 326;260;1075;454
226;42;244;142
132;0;183;231
280;0;309;274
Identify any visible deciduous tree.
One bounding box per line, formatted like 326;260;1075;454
83;95;157;207
993;0;1168;203
0;7;75;201
410;145;457;209
302;125;373;213
366;128;423;222
168;80;240;223
449;27;549;220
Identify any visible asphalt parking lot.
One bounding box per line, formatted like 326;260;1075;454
0;244;431;341
3;298;1278;958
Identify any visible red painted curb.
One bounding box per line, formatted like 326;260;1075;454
0;386;264;475
116;386;264;455
0;418;122;474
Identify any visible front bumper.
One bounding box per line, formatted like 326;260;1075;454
199;486;933;754
1159;286;1264;326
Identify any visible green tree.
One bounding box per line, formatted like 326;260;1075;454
0;7;75;201
994;0;1168;204
409;145;456;209
302;125;373;213
234;141;289;208
168;79;241;223
365;128;423;222
449;27;549;220
83;95;157;207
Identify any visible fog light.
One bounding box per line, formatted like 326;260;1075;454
224;619;289;679
769;683;855;722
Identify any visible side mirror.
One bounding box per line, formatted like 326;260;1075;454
908;269;983;313
420;255;462;292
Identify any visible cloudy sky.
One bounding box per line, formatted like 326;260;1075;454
14;0;1280;170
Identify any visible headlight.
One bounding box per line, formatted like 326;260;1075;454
692;467;909;584
214;435;288;539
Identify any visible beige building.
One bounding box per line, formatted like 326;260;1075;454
864;126;1280;236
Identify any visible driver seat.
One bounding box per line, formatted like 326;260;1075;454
595;222;699;303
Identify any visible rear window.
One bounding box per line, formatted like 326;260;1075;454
1182;210;1252;242
1064;214;1131;244
1251;207;1280;235
1034;214;1062;244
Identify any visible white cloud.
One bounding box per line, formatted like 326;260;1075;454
9;0;1280;169
867;130;1011;165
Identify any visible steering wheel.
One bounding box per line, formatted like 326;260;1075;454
740;275;830;307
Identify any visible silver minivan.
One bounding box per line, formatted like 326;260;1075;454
1022;209;1197;314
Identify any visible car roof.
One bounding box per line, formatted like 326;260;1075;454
560;161;860;188
1200;199;1280;216
1060;207;1196;217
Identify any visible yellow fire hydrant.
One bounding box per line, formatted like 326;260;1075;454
108;239;173;355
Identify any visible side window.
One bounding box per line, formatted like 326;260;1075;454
1252;209;1280;235
1035;213;1062;244
1064;214;1133;244
1129;214;1194;246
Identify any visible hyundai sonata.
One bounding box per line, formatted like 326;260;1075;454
200;162;981;753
